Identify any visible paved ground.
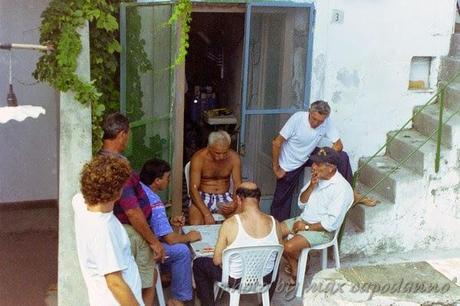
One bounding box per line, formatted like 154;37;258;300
0;230;57;306
1;205;459;306
303;258;460;305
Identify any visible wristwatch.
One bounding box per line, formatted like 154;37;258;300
304;224;310;231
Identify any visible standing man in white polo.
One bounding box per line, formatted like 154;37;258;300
271;100;375;222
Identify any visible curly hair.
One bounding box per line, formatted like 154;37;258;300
80;155;131;205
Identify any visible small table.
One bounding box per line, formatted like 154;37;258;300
183;224;221;257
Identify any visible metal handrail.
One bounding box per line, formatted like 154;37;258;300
352;71;460;193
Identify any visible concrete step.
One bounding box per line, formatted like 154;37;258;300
347;183;394;232
357;155;423;202
449;33;460;57
439;56;460;83
445;81;460;111
386;129;449;175
413;104;460;148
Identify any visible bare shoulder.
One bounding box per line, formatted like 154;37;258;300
228;150;241;164
221;216;237;238
222;215;237;228
191;148;207;165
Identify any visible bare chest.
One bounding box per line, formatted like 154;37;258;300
201;161;233;179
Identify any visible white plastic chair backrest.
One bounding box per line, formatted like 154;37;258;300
184;160;234;195
220;245;283;293
185;161;191;195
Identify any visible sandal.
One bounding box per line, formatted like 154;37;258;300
287;276;297;287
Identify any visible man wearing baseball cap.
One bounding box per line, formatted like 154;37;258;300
271;100;376;223
280;147;354;285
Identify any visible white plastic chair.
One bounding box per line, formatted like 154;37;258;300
184;161;225;222
155;265;166;306
294;198;354;298
213;245;283;306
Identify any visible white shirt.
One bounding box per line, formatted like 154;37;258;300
298;172;353;232
279;111;339;172
72;193;144;306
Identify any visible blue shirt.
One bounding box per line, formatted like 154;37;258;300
140;182;173;238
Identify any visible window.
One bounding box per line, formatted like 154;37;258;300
408;56;433;90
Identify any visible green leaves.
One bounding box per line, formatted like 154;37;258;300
34;0;189;154
169;0;192;66
96;13;118;31
107;40;121;54
34;0;122;153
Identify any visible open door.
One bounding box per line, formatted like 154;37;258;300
240;2;314;213
120;2;180;208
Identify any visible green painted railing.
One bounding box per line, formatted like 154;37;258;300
352;72;460;203
338;71;460;242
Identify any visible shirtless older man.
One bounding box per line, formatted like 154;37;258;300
188;130;242;225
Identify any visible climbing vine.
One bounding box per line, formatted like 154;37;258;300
33;0;191;153
33;0;120;152
169;0;192;67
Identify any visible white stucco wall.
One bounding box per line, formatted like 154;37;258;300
0;0;58;203
138;0;456;168
309;0;456;168
307;0;460;256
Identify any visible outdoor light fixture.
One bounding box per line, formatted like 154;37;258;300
0;43;52;123
6;51;17;106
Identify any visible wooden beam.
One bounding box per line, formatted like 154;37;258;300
192;3;246;13
171;22;185;217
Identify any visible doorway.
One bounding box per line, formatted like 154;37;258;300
120;2;315;215
183;10;245;163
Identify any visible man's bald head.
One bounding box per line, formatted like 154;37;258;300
236;182;261;201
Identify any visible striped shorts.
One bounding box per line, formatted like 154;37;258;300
196;191;233;213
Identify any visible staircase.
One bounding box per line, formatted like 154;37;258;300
341;33;460;257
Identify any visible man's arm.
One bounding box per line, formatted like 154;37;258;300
105;271;140;306
292;220;326;233
275;220;289;240
220;152;242;216
231;152;242;195
163;230;201;245
332;139;343;152
272;134;287;179
125;208;165;261
189;156;215;224
299;171;319;204
213;221;231;266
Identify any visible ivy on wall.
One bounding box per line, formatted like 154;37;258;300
34;0;191;153
33;0;119;152
169;0;192;67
